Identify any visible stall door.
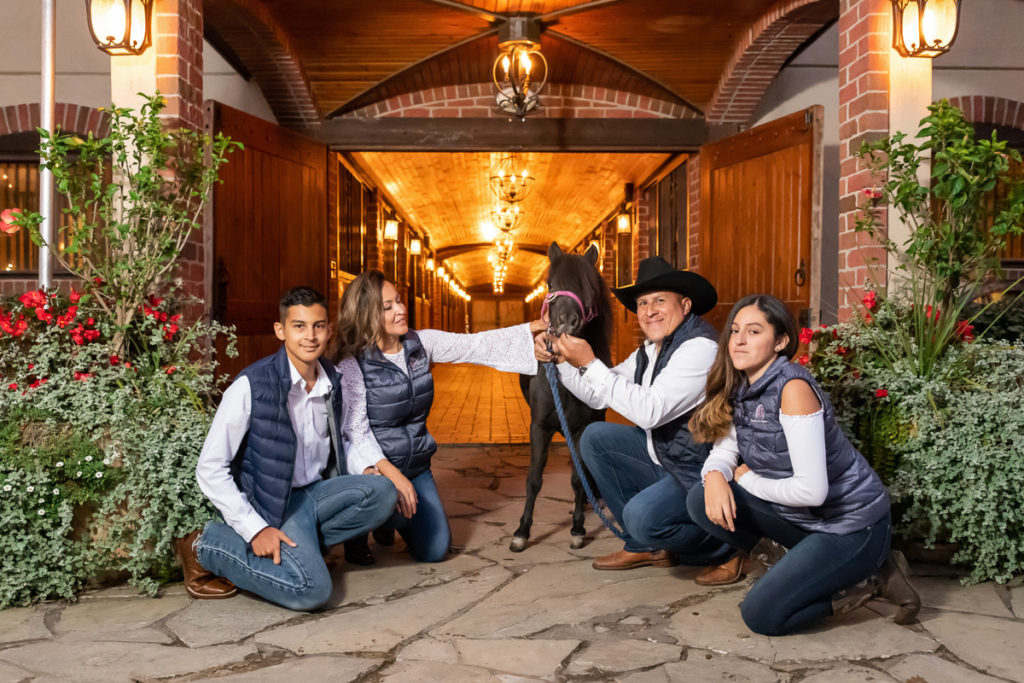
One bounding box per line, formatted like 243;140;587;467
210;102;328;377
699;106;823;330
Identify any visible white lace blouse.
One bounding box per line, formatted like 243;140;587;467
336;323;538;473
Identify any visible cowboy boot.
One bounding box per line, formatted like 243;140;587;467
877;550;921;624
832;576;879;616
176;530;238;600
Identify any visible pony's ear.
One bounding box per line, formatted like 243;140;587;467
548;242;563;261
583;243;599;265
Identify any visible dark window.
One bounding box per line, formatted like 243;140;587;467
337;161;364;276
655;163;688;269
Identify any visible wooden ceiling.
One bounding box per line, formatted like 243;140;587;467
208;0;812;118
348;151;671;287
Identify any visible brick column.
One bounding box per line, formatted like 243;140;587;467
837;0;890;319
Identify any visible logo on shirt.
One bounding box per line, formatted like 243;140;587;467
752;403;769;424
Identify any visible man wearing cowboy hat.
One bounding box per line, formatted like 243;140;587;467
536;256;733;572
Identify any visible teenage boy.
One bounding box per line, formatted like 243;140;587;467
179;287;397;611
536;257;733;575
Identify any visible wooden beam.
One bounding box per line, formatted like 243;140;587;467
316;117;709;152
436;242;550;260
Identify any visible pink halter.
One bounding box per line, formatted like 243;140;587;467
541;290;597;326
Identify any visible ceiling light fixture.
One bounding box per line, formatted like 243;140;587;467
492;16;548;120
490;153;535;204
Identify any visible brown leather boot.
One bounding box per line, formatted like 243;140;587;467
878;550;921;624
695;555;746;586
592;549;677;570
176;530;239;600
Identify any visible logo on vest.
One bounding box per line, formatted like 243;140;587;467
752;404;769;424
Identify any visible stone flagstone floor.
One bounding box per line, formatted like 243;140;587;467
1;444;1023;682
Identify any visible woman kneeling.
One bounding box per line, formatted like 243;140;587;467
686;294;919;636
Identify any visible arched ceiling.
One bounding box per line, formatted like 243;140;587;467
347;151;671;287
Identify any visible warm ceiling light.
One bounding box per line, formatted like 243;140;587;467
437;266;446;279
86;0;153;56
384;219;399;241
426;258;435;271
891;0;961;57
409;238;422;255
492;17;548;119
490;154;535;203
491;202;522;233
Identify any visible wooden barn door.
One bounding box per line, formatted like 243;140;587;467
210;102;328;378
699;106;823;331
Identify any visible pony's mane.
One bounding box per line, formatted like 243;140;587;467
546;251;613;365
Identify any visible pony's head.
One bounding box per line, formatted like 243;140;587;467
543;242;612;341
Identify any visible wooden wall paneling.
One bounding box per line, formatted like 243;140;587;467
698;106;822;332
211;102;328;378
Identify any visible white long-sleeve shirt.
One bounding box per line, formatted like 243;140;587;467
338;323;538;473
195;357;378;542
555;336;718;464
700;410;829;507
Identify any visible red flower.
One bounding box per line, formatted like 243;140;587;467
797;353;811;366
836;345;849;355
110;355;120;365
862;189;883;199
1;208;23;235
163;323;179;340
955;320;975;342
124;361;132;369
83;329;100;342
69;289;82;304
35;307;54;323
27;363;34;370
28;377;48;389
798;327;814;345
864;312;873;324
148;294;164;307
875;389;888;398
73;371;91;381
18;290;47;308
85;317;94;326
924;305;941;321
157;311;168;322
170;314;181;323
93;276;103;286
862;290;877;311
7;382;16;390
165;366;176;375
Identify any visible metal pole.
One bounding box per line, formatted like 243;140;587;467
39;0;56;289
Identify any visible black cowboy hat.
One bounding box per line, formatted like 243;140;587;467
612;256;718;315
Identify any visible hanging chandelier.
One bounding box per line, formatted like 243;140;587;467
492;17;548;119
491;202;523;233
490;153;535;204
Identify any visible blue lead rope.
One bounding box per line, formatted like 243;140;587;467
544;360;629;542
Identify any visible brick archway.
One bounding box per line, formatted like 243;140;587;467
946;95;1024;130
0;102;110;138
706;0;837;126
341;83;701;120
205;0;319;129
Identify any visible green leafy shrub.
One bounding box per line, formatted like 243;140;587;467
0;94;238;608
0;287;235;607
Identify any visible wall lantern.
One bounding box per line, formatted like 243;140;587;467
426;257;435;272
616;183;634;234
891;0;961;57
437;266;446;280
86;0;154;56
492;16;548;119
409;238;422;255
384;219;399;241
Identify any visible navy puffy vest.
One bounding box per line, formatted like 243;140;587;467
733;356;890;534
230;346;344;529
633;314;719;488
357;331;436;478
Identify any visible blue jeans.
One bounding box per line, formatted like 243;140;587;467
387;469;451;563
197;475;396;611
686;481;891;635
580;422;733;564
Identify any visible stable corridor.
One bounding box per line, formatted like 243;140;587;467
427;364;536;444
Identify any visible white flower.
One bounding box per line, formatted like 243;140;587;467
56;461;64;467
95;472;102;478
85;456;93;462
52;488;59;495
37;509;45;516
76;471;82;477
2;485;10;492
102;458;110;466
26;486;34;493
